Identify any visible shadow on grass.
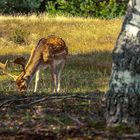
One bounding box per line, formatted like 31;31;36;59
67;51;112;74
0;51;112;73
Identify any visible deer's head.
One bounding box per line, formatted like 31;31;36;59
15;74;28;92
13;57;28;92
0;57;28;92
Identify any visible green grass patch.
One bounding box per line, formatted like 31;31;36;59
0;54;111;93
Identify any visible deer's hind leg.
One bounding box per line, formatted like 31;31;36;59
51;59;65;93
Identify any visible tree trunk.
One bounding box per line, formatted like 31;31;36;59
106;0;140;127
39;0;46;13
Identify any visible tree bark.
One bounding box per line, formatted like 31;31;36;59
106;0;140;127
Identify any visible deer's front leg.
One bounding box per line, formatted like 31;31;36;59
34;70;40;92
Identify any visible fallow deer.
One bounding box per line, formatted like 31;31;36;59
0;35;68;92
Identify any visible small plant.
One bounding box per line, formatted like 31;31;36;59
10;28;30;44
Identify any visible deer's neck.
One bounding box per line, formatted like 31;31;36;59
23;45;43;83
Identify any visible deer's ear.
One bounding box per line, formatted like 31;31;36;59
0;60;7;70
13;57;26;68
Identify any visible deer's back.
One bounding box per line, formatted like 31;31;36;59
40;35;68;63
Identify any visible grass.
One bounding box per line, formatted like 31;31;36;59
0;55;111;93
0;15;122;93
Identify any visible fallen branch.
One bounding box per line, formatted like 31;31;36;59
0;93;103;109
0;97;32;107
29;95;77;106
0;99;14;107
66;113;84;126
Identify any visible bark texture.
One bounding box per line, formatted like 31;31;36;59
106;0;140;126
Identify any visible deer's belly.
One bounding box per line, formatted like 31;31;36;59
53;59;64;66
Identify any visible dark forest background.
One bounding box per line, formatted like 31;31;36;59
0;0;128;18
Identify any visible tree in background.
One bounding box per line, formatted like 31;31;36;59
0;0;40;14
39;0;46;13
106;0;140;126
0;0;128;18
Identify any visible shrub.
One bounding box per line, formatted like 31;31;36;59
10;28;30;44
0;0;129;18
45;0;128;18
98;0;127;18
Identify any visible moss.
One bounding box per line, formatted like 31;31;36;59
88;121;106;130
107;124;138;134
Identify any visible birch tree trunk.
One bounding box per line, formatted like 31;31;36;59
106;0;140;127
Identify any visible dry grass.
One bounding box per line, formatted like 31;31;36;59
0;15;122;55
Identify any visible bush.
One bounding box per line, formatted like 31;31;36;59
97;0;127;18
46;0;128;18
10;28;30;44
0;0;129;18
0;0;40;14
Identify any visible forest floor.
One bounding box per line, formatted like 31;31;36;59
0;92;104;140
0;92;140;140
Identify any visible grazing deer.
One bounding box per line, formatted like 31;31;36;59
0;35;68;92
